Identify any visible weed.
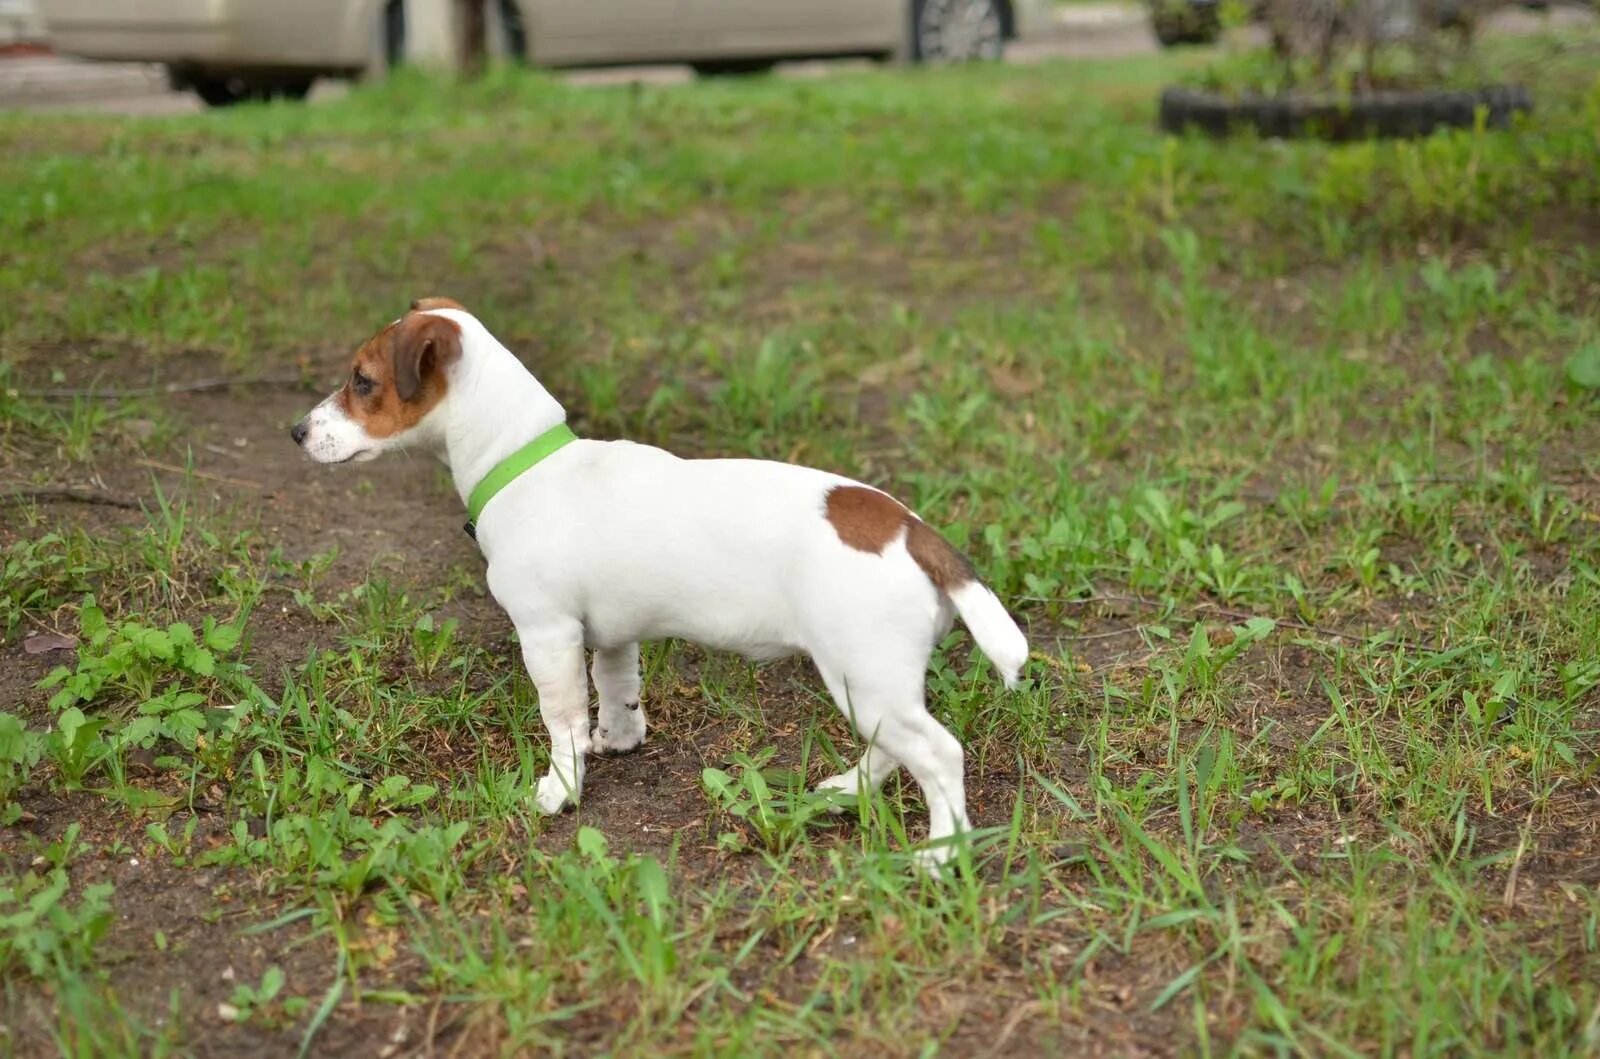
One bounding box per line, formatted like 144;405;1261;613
0;828;114;982
0;713;44;824
702;748;838;854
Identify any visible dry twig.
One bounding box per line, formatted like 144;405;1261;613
13;372;305;400
0;486;140;510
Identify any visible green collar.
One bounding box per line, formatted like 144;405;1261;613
465;422;578;527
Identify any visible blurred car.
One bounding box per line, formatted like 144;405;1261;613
38;0;1046;105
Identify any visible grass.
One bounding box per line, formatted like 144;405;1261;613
2;28;1600;1057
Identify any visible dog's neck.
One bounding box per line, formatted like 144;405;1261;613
438;319;569;511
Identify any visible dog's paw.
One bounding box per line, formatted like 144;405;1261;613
591;712;645;755
534;771;578;815
814;772;862;814
912;846;955;879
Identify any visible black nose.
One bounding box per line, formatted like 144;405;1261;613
290;420;309;447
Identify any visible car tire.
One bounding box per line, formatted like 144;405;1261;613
910;0;1005;63
190;76;250;107
691;59;779;77
262;79;314;102
189;75;313;107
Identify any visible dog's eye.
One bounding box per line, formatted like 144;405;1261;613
351;369;374;397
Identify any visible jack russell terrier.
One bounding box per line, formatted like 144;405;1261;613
291;299;1028;867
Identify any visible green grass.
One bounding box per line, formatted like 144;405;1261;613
2;31;1599;1057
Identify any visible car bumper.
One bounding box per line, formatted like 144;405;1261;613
37;0;235;61
36;0;367;70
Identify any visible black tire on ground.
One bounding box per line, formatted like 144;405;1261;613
260;79;314;102
910;0;1006;63
1150;5;1221;47
189;75;314;107
690;58;779;77
190;76;250;107
1158;85;1532;140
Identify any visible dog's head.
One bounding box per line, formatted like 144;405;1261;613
291;298;466;464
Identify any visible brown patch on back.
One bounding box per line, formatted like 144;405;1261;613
824;485;976;592
825;485;908;553
340;312;462;439
410;296;466;312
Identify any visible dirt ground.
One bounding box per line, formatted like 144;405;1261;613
1;368;1104;1055
6;265;1598;1058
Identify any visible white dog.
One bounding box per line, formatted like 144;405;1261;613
291;299;1028;866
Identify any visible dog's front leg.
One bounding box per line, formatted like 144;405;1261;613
519;622;591;814
591;643;646;754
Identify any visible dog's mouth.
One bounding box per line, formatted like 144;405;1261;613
331;449;372;464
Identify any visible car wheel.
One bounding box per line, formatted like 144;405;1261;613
911;0;1005;62
190;75;313;107
259;78;314;102
190;76;250;107
691;59;779;77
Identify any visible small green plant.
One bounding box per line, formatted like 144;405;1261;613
203;807;472;906
46;707;108;788
561;827;678;989
41;598;245;708
701;749;836;854
0;532;110;646
0;866;114;980
0;712;45;824
409;613;460;678
1143;617;1277;711
709;333;826;450
221;966;286;1024
1565;339;1600;391
37;597;257;767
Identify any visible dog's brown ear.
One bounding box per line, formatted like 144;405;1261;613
392;313;462;402
410;296;466;313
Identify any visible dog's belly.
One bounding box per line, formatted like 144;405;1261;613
582;596;801;661
737;640;802;661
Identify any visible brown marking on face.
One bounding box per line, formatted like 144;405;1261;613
410;296;466;313
824;485;975;592
339;312;462;439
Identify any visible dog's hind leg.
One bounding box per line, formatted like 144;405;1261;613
591;642;646;754
814;664;900;796
877;707;969;870
817;742;900;798
813;656;970;870
519;621;591;814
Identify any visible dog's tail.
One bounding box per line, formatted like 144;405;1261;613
899;514;1028;688
948;580;1029;689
